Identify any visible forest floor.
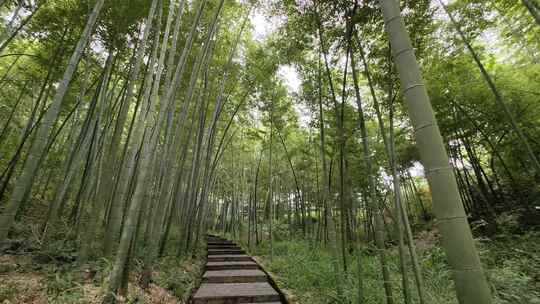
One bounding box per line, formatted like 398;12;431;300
2;211;539;303
0;200;206;303
0;215;205;304
247;218;540;304
0;250;204;304
0;250;204;303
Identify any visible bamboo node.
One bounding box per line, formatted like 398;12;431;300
425;165;453;174
453;265;483;271
437;215;467;222
383;15;401;26
392;47;413;59
413;122;434;133
403;83;425;94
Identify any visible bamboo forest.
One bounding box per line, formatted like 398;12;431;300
0;0;539;303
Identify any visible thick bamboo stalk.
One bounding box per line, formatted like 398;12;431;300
378;1;492;302
102;0;161;256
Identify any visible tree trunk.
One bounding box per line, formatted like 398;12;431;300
351;46;396;304
379;1;492;302
314;9;346;297
0;1;43;54
102;0;159;257
522;0;540;26
0;0;105;246
139;0;180;282
0;82;27;145
354;32;398;304
440;0;540;176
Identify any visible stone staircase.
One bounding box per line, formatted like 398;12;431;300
192;235;283;304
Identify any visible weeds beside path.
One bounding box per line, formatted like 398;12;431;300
0;243;205;303
250;230;540;304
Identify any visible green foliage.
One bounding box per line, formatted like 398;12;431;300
0;280;23;302
252;234;540;304
480;231;540;303
2;0;540;302
153;252;205;300
45;265;86;303
0;240;207;303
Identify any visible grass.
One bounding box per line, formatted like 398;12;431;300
153;251;206;301
247;230;540;304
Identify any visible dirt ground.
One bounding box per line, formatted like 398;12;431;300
0;254;183;304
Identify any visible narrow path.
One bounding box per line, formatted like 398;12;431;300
192;235;284;304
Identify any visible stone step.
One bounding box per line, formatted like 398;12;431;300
202;269;267;283
205;261;259;271
207;254;252;262
208;241;234;245
206;244;240;249
207;243;235;247
208;245;241;250
192;283;280;304
207;239;228;243
208;243;239;247
208;249;245;255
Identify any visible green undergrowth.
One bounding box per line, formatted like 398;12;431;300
248;231;540;304
152;249;206;301
0;222;206;303
0;249;205;303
